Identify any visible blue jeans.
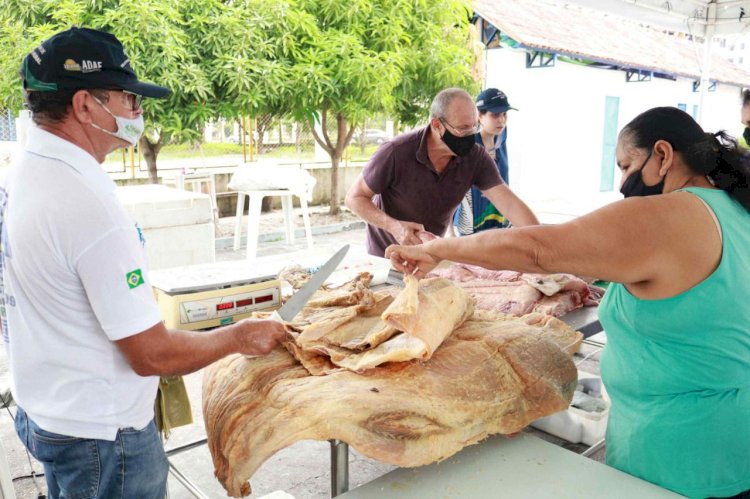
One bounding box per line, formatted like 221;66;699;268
14;406;168;499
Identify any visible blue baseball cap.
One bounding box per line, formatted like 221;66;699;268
21;27;170;98
475;88;517;113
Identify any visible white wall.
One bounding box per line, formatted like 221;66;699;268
484;47;744;220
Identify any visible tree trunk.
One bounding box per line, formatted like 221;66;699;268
295;122;302;154
329;154;340;215
256;117;267;154
359;119;367;154
140;134;163;184
308;108;357;216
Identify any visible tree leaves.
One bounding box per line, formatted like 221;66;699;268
0;0;477;182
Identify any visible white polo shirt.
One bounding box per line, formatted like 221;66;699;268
0;126;163;440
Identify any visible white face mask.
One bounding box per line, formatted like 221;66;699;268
90;95;144;146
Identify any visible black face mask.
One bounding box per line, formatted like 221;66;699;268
743;127;750;145
620;151;664;198
620;169;665;197
441;128;475;157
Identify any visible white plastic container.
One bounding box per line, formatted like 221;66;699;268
117;185;215;270
325;252;392;287
255;245;392;287
531;370;610;445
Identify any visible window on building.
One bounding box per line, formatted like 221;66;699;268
600;96;620;192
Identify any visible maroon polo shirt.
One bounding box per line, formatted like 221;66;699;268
362;126;503;257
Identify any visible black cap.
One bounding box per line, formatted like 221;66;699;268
475;88;517;114
21;27;170;98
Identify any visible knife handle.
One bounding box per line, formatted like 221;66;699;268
270;310;284;324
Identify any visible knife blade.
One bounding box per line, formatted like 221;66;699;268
272;244;350;322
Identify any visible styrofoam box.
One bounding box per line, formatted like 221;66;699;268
117;185;215;270
530;370;610;446
257;245;392;287
325;253;391;287
140;223;215;270
117;185;213;229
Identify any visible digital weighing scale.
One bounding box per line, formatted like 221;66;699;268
149;261;282;330
148;246;393;331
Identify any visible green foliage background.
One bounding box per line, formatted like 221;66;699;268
0;0;479;203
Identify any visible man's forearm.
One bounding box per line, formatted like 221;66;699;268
484;185;540;227
507;203;540;226
150;327;240;376
122;323;241;377
347;195;397;233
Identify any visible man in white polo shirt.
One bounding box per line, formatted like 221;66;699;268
0;27;285;498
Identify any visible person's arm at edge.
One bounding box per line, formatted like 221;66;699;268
482;184;540;226
387;195;696;287
115;318;285;377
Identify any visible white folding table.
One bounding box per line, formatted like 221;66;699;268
339;434;683;498
232;188;313;259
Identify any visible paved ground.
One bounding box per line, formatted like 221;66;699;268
0;209;606;499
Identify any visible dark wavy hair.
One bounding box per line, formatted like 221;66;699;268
620;106;750;211
23;88;109;125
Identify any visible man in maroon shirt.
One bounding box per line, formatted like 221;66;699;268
345;88;539;257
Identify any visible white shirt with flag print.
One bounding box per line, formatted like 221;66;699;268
0;126;162;440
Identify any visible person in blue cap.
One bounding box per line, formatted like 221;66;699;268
454;88;517;235
2;27;284;498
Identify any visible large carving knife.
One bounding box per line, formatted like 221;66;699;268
272;244;350;322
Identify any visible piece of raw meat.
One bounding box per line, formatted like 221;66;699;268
428;263;603;317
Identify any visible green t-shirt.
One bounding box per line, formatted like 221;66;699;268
599;187;750;498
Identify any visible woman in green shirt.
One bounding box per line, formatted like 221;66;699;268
385;107;750;499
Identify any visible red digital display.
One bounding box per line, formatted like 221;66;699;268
254;294;273;304
216;302;234;311
236;298;253;308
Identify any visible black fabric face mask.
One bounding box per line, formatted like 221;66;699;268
620;149;665;198
743;127;750;145
620;167;665;197
441;128;475;157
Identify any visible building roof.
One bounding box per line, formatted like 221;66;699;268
473;0;750;88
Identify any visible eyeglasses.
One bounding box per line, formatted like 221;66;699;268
119;90;143;111
96;89;143;112
439;118;479;137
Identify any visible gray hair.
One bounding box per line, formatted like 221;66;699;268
430;88;473;120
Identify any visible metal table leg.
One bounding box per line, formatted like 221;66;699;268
168;461;210;499
162;437;211;499
330;439;349;497
581;438;606;458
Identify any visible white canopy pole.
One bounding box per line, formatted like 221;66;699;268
698;2;717;126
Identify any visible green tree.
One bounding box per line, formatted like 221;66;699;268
0;0;285;183
0;0;478;211
258;0;479;214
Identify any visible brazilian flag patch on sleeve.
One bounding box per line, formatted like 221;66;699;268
126;269;144;289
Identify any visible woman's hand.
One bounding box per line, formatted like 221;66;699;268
385;243;442;278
